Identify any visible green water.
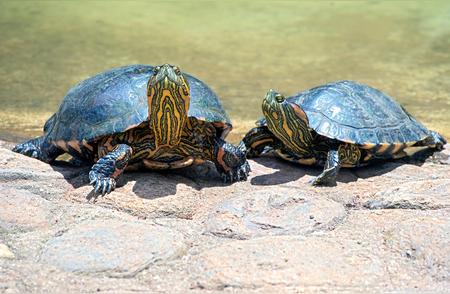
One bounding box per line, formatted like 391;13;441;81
1;1;449;144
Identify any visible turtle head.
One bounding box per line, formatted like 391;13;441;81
262;89;313;155
147;64;190;148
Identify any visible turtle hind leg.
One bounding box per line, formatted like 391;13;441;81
12;136;63;163
403;131;447;162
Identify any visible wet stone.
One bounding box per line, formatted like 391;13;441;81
39;219;187;277
204;187;346;239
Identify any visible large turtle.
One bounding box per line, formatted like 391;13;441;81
13;64;250;194
241;80;446;186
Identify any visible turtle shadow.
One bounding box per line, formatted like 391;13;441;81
128;163;229;199
50;160;91;187
249;156;317;186
50;160;229;200
349;150;441;179
49;148;444;198
249;149;439;186
352;148;441;180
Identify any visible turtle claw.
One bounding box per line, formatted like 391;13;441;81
94;180;101;193
89;170;116;195
309;170;337;187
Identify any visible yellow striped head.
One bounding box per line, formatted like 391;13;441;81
147;64;190;148
262;89;313;155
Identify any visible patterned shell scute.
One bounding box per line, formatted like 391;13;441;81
290;80;430;145
46;65;231;142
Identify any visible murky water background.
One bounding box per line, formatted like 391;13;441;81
1;1;449;144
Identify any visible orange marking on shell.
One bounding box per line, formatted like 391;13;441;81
67;141;82;153
105;137;114;151
169;156;194;168
360;143;376;150
297;158;316;166
53;140;69;151
391;143;405;154
251;139;273;149
194;158;205;165
142;159;170;169
363;154;373;161
82;139;94;151
376;144;391;154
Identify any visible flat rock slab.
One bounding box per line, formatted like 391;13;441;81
191;209;450;291
67;171;206;219
190;235;388;291
365;178;450;210
329;209;450;290
0;148;78;201
204;187;346;239
2;142;450;293
0;187;53;231
384;211;450;282
0;148;81;180
39;220;187;277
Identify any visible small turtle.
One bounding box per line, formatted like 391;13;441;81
241;80;446;186
14;64;250;194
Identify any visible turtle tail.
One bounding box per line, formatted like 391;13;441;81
423;131;447;150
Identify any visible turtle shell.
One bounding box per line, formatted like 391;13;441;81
45;65;231;143
287;80;430;145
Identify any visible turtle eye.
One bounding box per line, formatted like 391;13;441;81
155;66;161;72
174;66;181;75
275;94;285;103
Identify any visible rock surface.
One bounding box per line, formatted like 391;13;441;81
0;141;449;292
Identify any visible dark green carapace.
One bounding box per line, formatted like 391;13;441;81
241;80;446;186
14;64;250;194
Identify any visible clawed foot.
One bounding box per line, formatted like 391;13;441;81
309;168;337;187
88;156;119;195
89;170;116;195
221;161;251;183
88;144;131;195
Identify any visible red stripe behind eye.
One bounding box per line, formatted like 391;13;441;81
290;104;309;124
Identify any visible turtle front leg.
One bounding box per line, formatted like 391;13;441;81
311;148;341;186
239;126;279;158
89;144;133;195
213;138;250;183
